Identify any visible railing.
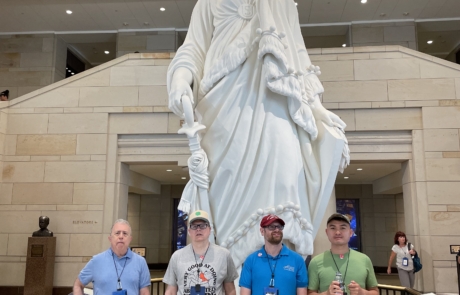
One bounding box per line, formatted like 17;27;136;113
151;278;166;295
378;284;422;295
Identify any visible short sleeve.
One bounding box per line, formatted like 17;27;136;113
225;251;239;282
139;257;151;289
163;253;178;286
365;257;378;288
307;258;319;291
296;256;308;288
78;258;94;286
391;245;398;253
239;255;253;289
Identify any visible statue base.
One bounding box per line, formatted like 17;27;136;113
24;237;56;295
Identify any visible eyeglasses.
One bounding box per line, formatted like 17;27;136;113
113;231;129;237
264;225;284;231
190;223;209;230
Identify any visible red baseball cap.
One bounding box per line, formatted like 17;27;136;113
260;214;285;227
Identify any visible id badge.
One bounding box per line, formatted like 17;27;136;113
402;257;409;266
264;286;279;295
190;284;205;295
112;290;127;295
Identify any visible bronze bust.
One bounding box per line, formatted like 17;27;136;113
32;216;53;237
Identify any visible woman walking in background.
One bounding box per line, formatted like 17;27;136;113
387;231;416;288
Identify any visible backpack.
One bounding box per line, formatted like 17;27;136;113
408;242;422;273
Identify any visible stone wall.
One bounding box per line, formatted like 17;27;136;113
351;22;417;50
117;31;178;57
0;34;67;100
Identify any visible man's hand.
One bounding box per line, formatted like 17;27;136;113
347;281;363;295
327;281;344;295
169;68;194;118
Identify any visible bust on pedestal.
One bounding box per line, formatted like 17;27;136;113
24;216;56;295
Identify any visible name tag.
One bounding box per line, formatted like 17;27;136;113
190;284;205;295
112;290;127;295
402;257;409;266
264;286;279;295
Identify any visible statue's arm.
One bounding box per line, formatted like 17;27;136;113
169;67;194;117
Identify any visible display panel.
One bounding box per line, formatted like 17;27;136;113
336;199;361;251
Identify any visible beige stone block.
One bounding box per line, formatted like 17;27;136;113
79;86;139;107
42;210;103;234
0;211;37;233
337;53;369;60
18;86;43;97
139;86;168;106
323;81;387;103
0;205;27;211
388;79;456;101
19;88;80;108
73;183;105;205
448;205;460;211
456;78;460;99
168;113;181;134
93;107;123;113
88;205;103;210
60;155;91;161
7;234;29;256
369;52;404;59
354;58;420;80
315;61;354;81
34;108;64;113
424;129;459;152
48;113;108;134
405;100;439;107
30;155;60;161
111;66;168;86
118;59;156;66
0;262;26;285
423;107;460;129
310;55;337;61
66;69;111;87
20;52;53;67
352;27;384;44
3;155;30;161
53;261;87;287
91;155;106;161
338;102;371;109
434;267;459;293
371;101;405;108
109;113;168;134
429;205;447;211
425;152;443;158
420;60;460;79
153;106;170;112
355;108;422;131
54;234;70;256
0;234;7;255
123;107;153;112
44;161;106;182
322;103;338;109
69;234;102;256
64;107;94;113
0;183;13;204
12;183;73;204
427;182;460;205
6;114;48;135
0;70;51;87
4;135;17;155
117;35;147;51
25;205;56;211
76;134;107;155
57;205;87;210
384;25;416;42
0;52;20;67
16;134;76;156
2;161;44;183
426;158;460;181
439;100;460;106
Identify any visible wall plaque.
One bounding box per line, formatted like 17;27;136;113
31;245;44;257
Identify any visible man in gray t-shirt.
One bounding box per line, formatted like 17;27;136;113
164;210;238;295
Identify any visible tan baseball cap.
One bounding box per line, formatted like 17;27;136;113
189;210;210;224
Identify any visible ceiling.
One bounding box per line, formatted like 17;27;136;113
0;0;460;63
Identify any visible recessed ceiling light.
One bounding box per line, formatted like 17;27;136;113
181;177;186;179
344;177;349;179
66;10;72;14
160;7;166;11
144;22;149;25
380;13;386;17
67;69;71;72
71;72;74;75
427;40;433;44
357;168;363;171
342;44;346;47
166;169;172;172
295;2;298;6
403;12;409;16
123;22;129;26
361;0;367;3
104;51;110;54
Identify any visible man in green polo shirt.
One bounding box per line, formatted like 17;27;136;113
308;213;378;295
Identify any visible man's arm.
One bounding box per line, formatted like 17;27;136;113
297;287;307;295
140;286;151;295
224;281;236;295
72;278;85;295
240;286;251;295
165;285;178;295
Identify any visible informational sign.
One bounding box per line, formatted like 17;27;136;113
450;245;460;254
131;247;146;257
336;199;361;252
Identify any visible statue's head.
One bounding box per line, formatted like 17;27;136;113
39;216;50;230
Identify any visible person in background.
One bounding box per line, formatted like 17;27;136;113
0;90;9;101
387;231;416;288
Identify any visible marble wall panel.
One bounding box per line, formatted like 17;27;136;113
423;129;459;152
0;262;26;285
76;134;108;155
322;81;388;102
429;211;460;235
0;70;52;87
0;52;20;68
6;114;48;134
68;234;102;256
352;27;384;44
427;182;460;204
456;78;460;99
12;183;73;204
53;262;87;287
2;161;44;183
41;210;103;234
73;183;105;205
20;52;53;68
434;267;458;293
108;113;168;134
65;69;111;87
355;108;422;131
388;79;456;101
0;36;44;53
48;113;108;134
44;161;106;182
117;34;147;52
0;211;38;233
315;60;354;81
16;134;76;155
0;183;13;204
425;158;460;181
383;25;416;42
79;86;139;107
422;107;460;129
354;58;420;80
138;86;168;106
0;234;7;255
420;61;460;79
6;234;28;256
19;87;80;108
110;66;168;86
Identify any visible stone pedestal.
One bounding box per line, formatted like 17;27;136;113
24;237;56;295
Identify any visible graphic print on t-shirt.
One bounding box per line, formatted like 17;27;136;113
183;263;217;295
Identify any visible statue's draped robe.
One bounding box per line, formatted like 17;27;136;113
168;0;348;267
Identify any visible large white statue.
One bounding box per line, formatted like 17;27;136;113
168;0;349;267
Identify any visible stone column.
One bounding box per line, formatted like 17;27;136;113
351;21;417;50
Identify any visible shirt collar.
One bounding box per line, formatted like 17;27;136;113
110;247;133;259
258;244;289;258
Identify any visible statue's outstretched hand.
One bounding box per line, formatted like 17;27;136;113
311;98;346;131
169;68;194;118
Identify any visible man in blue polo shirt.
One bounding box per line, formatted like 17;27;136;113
72;219;151;295
240;214;308;295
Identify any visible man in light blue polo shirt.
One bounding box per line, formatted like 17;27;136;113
240;214;308;295
72;219;151;295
